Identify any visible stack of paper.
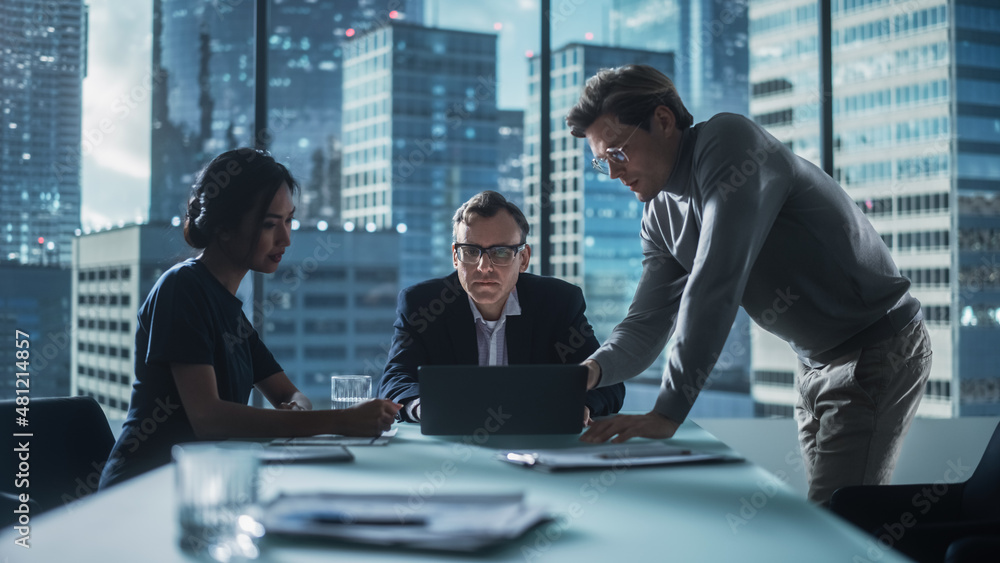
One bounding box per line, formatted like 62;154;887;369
498;442;742;471
261;492;550;551
256;445;354;465
269;427;397;448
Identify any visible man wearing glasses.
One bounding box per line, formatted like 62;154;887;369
379;190;625;423
567;64;931;505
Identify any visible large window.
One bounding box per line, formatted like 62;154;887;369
6;0;999;419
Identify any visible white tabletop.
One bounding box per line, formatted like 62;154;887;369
2;422;908;562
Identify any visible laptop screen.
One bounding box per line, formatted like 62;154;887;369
417;365;588;436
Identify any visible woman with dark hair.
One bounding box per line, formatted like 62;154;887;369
99;148;401;489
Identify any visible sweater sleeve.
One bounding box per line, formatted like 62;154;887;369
588;235;688;388
553;282;626;415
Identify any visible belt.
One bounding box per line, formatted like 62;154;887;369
810;295;922;366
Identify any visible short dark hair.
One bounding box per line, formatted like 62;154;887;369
452;191;529;243
184;148;299;251
565;64;693;138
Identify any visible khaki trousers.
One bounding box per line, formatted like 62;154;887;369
795;318;933;504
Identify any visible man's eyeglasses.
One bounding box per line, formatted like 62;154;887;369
454;243;525;266
592;125;640;175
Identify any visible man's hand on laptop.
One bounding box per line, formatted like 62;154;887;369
583;406;593;427
579;411;680;444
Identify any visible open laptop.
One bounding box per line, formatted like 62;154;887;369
417;365;588;436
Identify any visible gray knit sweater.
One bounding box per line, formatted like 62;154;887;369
590;113;919;423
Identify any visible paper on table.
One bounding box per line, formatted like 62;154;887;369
498;442;742;471
269;427;397;447
261;492;551;552
255;445;354;465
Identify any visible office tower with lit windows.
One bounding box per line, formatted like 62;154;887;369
341;22;499;287
749;0;1000;417
1;0;87;266
606;1;754;412
149;0;422;226
498;109;526;209
609;0;750;122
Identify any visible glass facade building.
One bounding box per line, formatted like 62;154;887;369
524;44;675;380
340;22;499;287
749;0;1000;417
497;109;526;210
1;0;87;266
606;0;753;406
609;0;750;122
149;0;422;225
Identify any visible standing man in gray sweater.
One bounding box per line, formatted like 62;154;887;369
568;64;932;504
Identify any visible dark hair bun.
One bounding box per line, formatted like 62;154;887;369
182;148;298;250
183;195;211;249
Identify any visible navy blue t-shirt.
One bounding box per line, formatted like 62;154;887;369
99;259;281;489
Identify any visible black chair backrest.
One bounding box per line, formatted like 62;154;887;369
962;420;1000;520
1;396;115;514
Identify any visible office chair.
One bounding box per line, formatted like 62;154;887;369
830;420;1000;563
1;396;116;524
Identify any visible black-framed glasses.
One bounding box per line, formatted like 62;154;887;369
454;243;525;266
592;125;640;175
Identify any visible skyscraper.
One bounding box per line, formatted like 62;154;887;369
1;0;87;266
340;22;499;287
748;0;1000;417
497;109;525;209
609;0;750;122
149;0;423;225
525;44;676;380
606;0;753;409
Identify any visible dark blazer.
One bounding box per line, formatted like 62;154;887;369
378;272;625;421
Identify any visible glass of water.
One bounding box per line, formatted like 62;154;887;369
173;442;265;561
330;374;372;409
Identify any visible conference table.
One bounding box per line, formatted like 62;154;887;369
2;421;910;562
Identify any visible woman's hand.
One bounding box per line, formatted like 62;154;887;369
333;399;402;436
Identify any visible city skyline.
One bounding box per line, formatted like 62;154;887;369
79;0;609;232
